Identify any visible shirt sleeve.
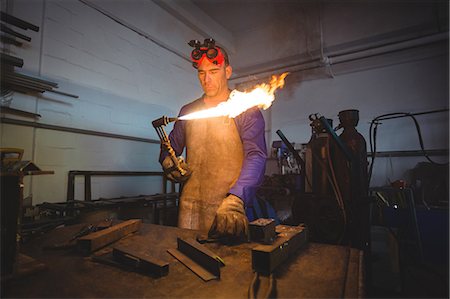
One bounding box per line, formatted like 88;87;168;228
229;107;267;206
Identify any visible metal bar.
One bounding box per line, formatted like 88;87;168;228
77;219;142;255
368;149;448;157
0;53;23;67
84;174;91;201
0;35;22;47
5;82;46;93
4;75;78;98
276;129;306;170
162;176;167;194
167;237;222;281
177;238;222;277
67;172;75;202
319;116;353;161
8;71;58;87
0;12;40;32
4;73;57;89
5;76;54;91
112;245;169;277
0;24;31;42
0;106;41;118
41;193;178;211
78;0;187;63
375;108;449;121
47;89;79;98
251;225;308;274
231;32;447;84
69;170;164;176
249;218;277;244
0;117;160;144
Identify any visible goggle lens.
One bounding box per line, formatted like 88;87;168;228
206;48;218;59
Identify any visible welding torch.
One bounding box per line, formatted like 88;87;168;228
152;116;190;178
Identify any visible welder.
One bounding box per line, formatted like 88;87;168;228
159;38;267;241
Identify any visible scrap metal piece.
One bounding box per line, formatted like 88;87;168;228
167;237;223;281
77;219;141;255
252;224;308;274
112;245;169;277
249;218;276;244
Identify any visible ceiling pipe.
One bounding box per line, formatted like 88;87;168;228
230;31;448;85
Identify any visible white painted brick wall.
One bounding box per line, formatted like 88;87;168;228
3;0;209;204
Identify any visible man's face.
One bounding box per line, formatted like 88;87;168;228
197;58;232;100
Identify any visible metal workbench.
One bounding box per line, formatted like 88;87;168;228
2;223;364;298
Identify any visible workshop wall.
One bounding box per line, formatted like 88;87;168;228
2;0;448;204
269;47;449;187
1;0;211;204
225;1;449;188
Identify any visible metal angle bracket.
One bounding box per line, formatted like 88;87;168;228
112;245;169;277
167;237;224;281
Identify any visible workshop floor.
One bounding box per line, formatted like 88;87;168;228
368;225;449;298
369;262;449;298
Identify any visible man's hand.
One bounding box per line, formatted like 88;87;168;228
208;194;249;241
162;156;191;183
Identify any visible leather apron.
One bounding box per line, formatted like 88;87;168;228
179;116;244;232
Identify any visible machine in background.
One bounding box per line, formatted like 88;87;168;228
260;109;370;251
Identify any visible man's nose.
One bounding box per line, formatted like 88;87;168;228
204;73;212;83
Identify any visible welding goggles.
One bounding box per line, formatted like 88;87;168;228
188;38;225;69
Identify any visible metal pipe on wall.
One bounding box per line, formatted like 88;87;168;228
231;31;448;84
0;117;160;144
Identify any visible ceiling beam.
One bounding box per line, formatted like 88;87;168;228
152;0;235;54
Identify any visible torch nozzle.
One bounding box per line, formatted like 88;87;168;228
152;116;178;128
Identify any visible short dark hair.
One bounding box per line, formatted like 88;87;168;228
217;46;230;66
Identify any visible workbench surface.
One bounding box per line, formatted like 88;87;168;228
2;223;363;298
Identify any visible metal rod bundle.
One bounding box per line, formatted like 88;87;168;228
1;70;79;98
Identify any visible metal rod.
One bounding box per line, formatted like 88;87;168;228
0;53;23;67
369;149;448;158
375;109;449;121
319;116;353;162
10;72;58;87
48;89;79;98
0;106;41;118
0;117;160;144
0;24;31;42
0;11;40;32
78;0;188;63
4;75;78;98
69;170;165;176
5;77;52;91
0;35;22;47
4;73;57;89
6;82;46;93
231;32;447;84
276;129;305;170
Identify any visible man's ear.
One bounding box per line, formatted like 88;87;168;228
225;65;232;79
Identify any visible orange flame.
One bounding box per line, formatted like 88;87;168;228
179;72;289;120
